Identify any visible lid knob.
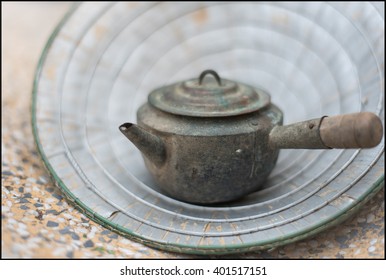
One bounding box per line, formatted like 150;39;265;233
199;70;222;86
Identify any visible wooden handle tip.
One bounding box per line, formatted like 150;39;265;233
320;112;383;148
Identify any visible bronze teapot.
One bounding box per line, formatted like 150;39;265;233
120;70;383;204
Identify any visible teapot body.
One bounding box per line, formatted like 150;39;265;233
137;103;283;204
119;70;383;204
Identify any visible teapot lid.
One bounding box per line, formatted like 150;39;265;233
148;70;270;117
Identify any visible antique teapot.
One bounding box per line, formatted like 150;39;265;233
119;70;383;204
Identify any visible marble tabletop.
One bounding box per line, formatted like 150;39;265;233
2;2;384;259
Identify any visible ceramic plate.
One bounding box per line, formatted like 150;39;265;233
32;2;384;254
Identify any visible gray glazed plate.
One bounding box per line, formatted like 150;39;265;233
32;2;384;254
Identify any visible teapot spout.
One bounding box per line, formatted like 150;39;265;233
119;123;166;167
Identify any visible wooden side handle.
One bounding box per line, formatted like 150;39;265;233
320;112;383;148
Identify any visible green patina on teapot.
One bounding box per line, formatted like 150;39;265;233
120;70;383;204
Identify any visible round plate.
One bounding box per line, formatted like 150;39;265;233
32;2;384;255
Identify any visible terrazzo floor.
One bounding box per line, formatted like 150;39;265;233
2;2;384;259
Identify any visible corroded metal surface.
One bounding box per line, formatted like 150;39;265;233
131;103;282;204
269;117;327;149
148;70;271;117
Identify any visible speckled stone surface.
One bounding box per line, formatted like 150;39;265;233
2;2;384;259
